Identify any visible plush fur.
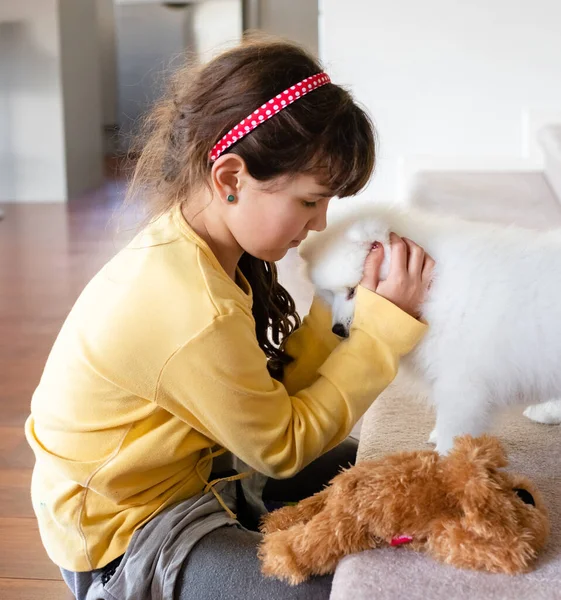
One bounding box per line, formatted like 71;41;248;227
299;205;561;453
258;435;549;584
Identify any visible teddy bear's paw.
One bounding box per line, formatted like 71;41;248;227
260;506;301;534
258;530;308;586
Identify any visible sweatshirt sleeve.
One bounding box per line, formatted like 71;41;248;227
155;285;427;479
281;296;341;395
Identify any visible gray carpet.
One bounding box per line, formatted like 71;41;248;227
329;377;561;600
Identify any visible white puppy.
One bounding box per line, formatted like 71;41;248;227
300;205;561;453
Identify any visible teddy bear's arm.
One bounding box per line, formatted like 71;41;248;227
260;488;329;534
259;508;376;585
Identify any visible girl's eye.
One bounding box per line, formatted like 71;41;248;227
347;287;357;300
302;200;317;208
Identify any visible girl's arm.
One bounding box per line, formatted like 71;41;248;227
281;296;341;395
155;285;426;479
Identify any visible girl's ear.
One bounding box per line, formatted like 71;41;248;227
211;154;248;204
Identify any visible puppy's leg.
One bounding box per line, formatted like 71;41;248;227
523;399;561;425
432;380;491;454
427;427;438;445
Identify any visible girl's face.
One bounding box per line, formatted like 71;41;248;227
226;172;333;262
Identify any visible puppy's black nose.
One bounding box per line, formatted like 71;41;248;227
513;488;535;506
332;324;348;338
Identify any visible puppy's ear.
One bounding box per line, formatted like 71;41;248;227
346;219;390;245
316;289;334;305
346;228;372;244
444;435;508;518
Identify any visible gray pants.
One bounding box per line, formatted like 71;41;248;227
179;439;358;599
62;439;358;600
177;523;333;599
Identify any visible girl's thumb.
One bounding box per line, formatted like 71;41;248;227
361;242;384;291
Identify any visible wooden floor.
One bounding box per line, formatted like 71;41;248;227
0;178;128;599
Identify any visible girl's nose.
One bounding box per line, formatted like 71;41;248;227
308;206;328;232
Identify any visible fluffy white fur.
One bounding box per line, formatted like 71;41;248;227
300;205;561;453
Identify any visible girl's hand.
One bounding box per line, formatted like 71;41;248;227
360;233;435;319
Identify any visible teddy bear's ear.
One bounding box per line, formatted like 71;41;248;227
448;435;508;471
444;435;508;513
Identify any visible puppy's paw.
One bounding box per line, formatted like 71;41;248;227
258;530;308;586
427;427;438;445
523;401;561;425
435;438;454;455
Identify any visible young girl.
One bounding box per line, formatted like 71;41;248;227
26;39;433;599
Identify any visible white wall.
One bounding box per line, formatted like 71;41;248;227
59;0;104;198
0;0;103;202
114;0;243;147
0;0;66;202
96;0;118;127
115;2;192;146
192;0;242;62
259;0;318;56
320;0;561;202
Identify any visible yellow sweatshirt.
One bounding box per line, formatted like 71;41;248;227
25;205;426;571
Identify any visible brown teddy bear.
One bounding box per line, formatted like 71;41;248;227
258;435;549;585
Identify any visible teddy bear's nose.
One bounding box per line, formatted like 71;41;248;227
513;488;535;506
332;324;348;338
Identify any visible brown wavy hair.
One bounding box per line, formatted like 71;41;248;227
126;36;376;379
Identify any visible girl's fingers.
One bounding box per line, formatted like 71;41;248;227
361;243;385;291
403;237;425;276
422;254;435;286
388;233;408;276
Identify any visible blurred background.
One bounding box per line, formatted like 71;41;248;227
1;0;560;206
1;2;561;598
0;0;319;203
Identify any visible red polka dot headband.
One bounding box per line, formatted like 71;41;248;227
209;72;331;162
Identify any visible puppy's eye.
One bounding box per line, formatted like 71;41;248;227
347;287;357;300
